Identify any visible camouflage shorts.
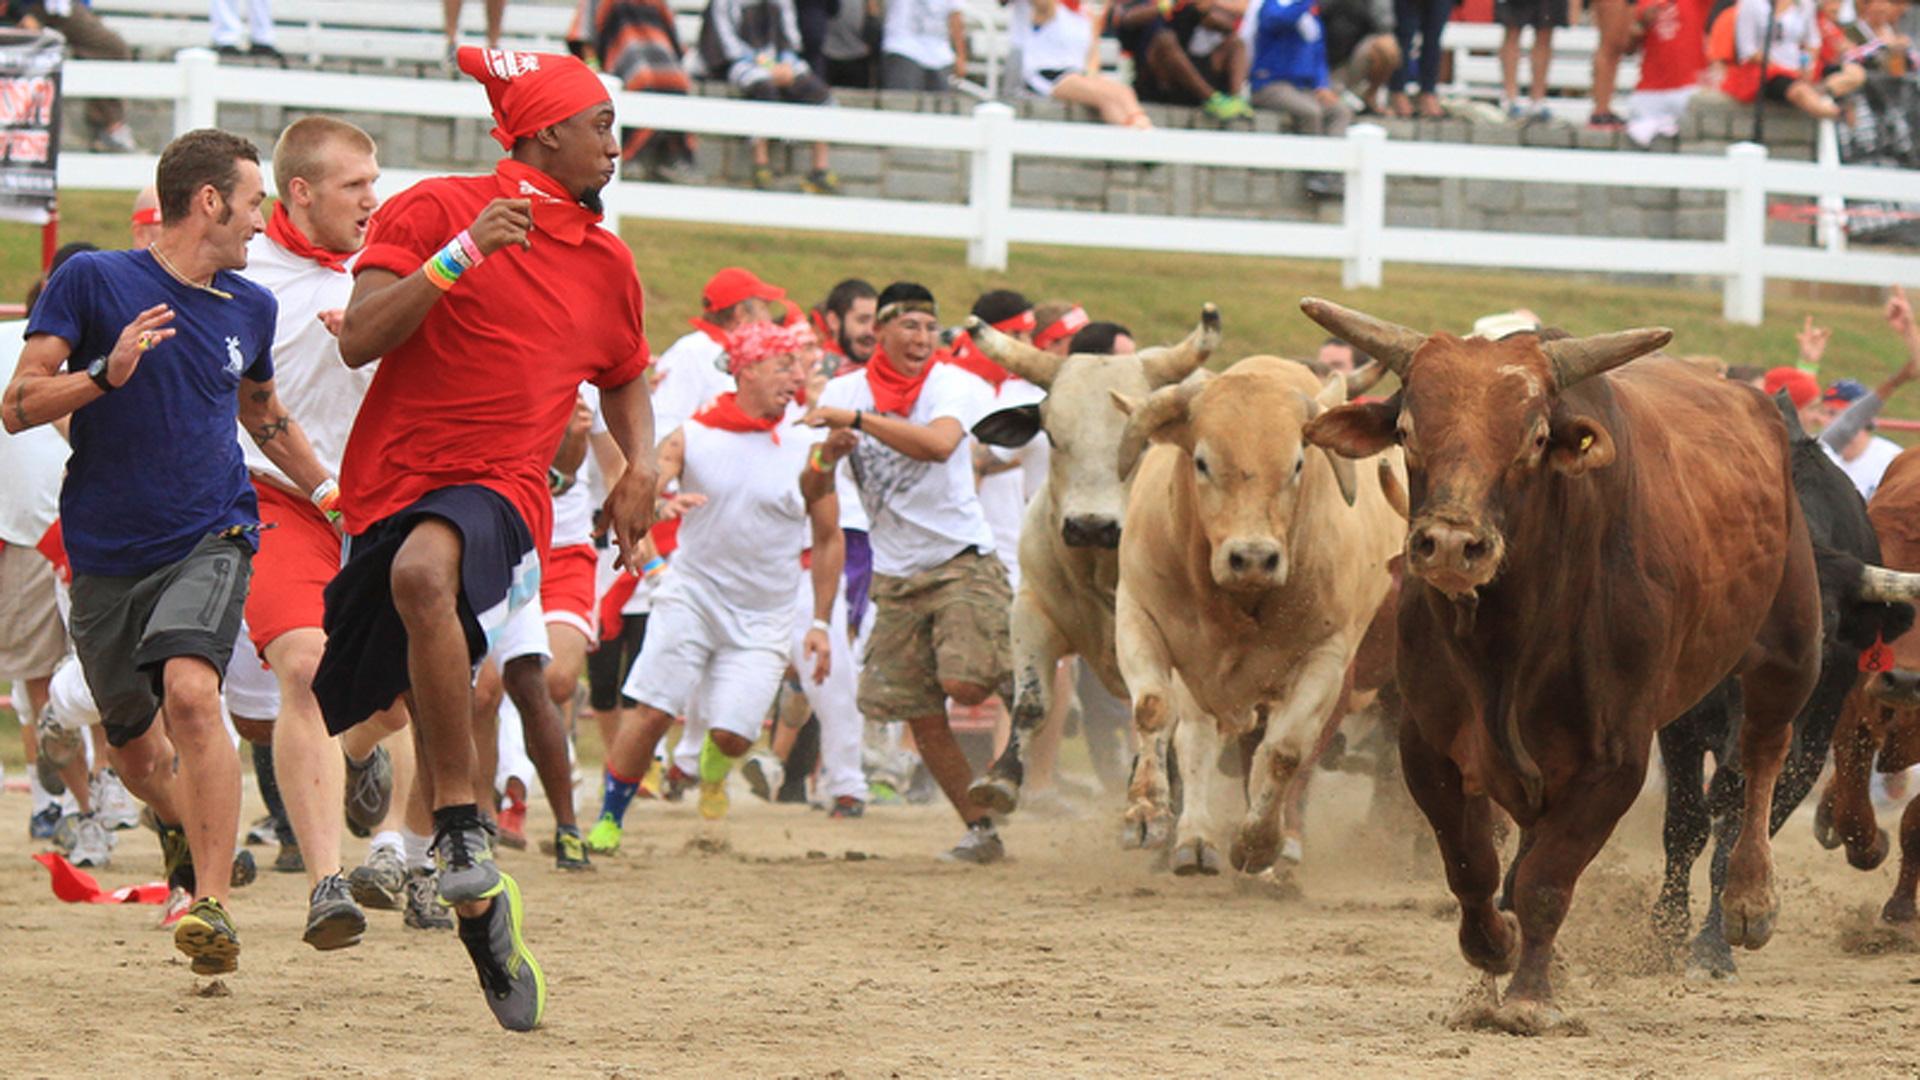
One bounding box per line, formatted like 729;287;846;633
857;549;1013;723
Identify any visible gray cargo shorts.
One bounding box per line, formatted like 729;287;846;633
69;532;252;747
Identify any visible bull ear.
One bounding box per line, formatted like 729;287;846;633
1137;303;1222;388
967;316;1064;388
1547;414;1616;476
972;403;1044;448
1303;397;1399;460
1116;375;1209;478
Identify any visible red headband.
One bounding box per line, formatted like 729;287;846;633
457;46;611;152
130;207;161;226
1033;305;1088;350
726;321;800;374
991;310;1037;335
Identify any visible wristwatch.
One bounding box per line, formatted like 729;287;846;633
851;410;864;431
85;357;116;393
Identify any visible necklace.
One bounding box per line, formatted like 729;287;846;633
149;244;232;300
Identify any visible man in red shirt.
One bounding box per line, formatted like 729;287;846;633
317;46;658;1032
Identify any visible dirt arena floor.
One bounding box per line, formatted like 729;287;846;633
6;764;1920;1079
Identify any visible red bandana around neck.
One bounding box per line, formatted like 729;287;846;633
942;330;1009;390
265;201;354;273
865;345;934;415
693;391;783;442
689;318;731;346
494;159;599;245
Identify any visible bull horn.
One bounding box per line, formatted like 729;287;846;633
967;316;1063;388
1541;328;1673;390
1116;372;1212;479
1860;565;1920;603
1138;303;1222;388
1299;298;1422;376
1378;458;1409;519
1299;386;1359;506
1345;360;1391;396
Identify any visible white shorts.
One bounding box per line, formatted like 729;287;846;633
45;653;98;732
489;596;553;666
224;622;281;721
622;587;788;742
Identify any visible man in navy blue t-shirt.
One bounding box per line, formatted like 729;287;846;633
2;128;331;979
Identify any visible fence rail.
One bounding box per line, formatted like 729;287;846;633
53;50;1920;324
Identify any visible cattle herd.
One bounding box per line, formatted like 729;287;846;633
953;297;1920;1036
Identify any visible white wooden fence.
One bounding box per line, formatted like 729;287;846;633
55;50;1920;324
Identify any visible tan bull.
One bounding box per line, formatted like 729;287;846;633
1113;355;1404;876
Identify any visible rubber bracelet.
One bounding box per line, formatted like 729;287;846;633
641;556;667;579
455;229;482;267
310;477;340;511
422;256;458;291
808;445;831;474
810;618;831;633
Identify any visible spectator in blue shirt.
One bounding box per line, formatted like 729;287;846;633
1250;0;1351;196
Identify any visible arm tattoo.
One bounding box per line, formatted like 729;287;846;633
250;388;270;403
9;385;26;429
250;414;291;445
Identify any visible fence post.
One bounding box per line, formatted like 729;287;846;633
1343;124;1386;290
1815;118;1845;254
968;101;1014;271
1722;141;1767;325
175;47;218;137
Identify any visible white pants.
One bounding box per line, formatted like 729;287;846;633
791;573;868;801
210;0;275;46
494;693;535;797
625;585;787;744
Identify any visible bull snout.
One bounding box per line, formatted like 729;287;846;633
1407;517;1502;596
1870;669;1920;709
1062;514;1122;549
1215;538;1286;590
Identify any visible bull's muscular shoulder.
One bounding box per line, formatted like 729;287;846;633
1870;448;1920;560
1600;358;1786;454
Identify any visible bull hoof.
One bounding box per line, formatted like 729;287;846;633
1881;895;1919;926
1475;998;1589;1038
1721;888;1780;951
1120;807;1174;851
1847;827;1892;872
1230;821;1281;875
1459;910;1520;976
1170;837;1222;877
1684;929;1738;981
1279;834;1304;866
1813;800;1842;851
968;775;1020;817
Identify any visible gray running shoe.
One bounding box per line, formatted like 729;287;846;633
456;872;546;1031
302;873;366;951
435;821;503;905
349;844;408;910
344;746;393;838
245;814;278;846
741;753;784;802
404;868;454;931
68;812;115;868
91;768;142;830
939;822;1006;865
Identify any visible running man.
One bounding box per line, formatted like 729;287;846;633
589;322;843;848
316;47;658;1032
3;128;334;975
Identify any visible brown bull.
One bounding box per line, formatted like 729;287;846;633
1300;298;1821;1033
1816;448;1920;924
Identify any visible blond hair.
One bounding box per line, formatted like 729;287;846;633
271;116;376;203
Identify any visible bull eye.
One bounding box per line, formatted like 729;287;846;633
1293;455;1303;478
1195;456;1210;478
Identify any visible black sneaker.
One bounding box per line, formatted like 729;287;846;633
273;840;304;874
404;867;454;931
229;849;257;889
553;825;593;872
456;873;546;1031
302;873;367;951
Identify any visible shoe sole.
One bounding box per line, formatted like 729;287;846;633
742;760;776;802
303;902;367;951
348;868;404;911
174;913;240;975
230;851;257;889
473;873;546;1031
967;776;1019;816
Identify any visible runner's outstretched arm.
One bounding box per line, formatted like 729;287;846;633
3;306;175;433
336;197;532;367
238;376;332;496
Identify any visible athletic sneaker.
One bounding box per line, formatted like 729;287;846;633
157;886;192;930
456;872;546;1031
404;868;453;931
343;746;393;839
435;820;504;905
245;814;279;846
273;841;304;875
349;845;408;911
660;764;696;803
68;813;114;868
230;849;257;889
553;825;592;872
939;821;1005;865
1202;91;1252;121
698;780;729;821
91;769;142;831
802;169;841;195
50;811;80;853
174;897;240;975
741;753;784;802
584;814;623;855
151;813;193;891
497;798;529;851
303;873;367;951
29;802;61;840
828;796;865;819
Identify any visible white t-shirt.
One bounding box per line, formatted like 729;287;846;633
649;327;732;446
884;0;960;69
666;417;824;621
550;385;607;549
1829;434;1905;501
818;363;996;577
0;319;66;546
1735;0;1821;69
1014;0;1094;92
237;234;371;485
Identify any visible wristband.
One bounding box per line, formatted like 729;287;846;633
423;232;481;292
455;229;482;266
810;618;832;633
851;411;864;432
641;555;667;580
548;466;575;496
808;444;832;474
310;477;344;524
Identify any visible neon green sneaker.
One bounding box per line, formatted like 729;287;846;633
698;781;729;821
585;814;623;855
457;872;546;1031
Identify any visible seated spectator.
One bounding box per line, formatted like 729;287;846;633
1718;0;1846;119
577;0;698;179
1250;0;1349;196
1320;0;1402;113
1390;0;1454;117
882;0;969;89
1814;0;1868;97
1013;0;1156;127
1847;0;1917;75
0;0;138;150
1625;0;1714;146
822;0;881;86
1114;0;1254;119
697;0;841;191
1496;0;1567;123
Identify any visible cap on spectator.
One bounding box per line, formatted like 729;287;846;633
1764;366;1820;409
1823;378;1870;405
456;46;611;152
704;267;787;312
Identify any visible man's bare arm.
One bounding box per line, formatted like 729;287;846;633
238;378;332;495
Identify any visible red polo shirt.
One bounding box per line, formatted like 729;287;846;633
339;160;649;549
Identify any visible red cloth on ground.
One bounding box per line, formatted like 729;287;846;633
33;853;170;904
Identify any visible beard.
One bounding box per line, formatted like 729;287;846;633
578;184;605;215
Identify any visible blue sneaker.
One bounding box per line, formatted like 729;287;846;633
29;803;61;840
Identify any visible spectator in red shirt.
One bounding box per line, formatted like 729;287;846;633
1624;0;1713;144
